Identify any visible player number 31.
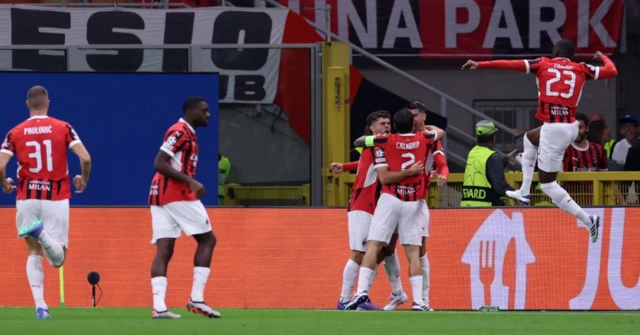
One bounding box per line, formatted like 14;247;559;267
26;139;54;173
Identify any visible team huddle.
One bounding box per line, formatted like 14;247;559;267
332;39;618;311
0;39;618;317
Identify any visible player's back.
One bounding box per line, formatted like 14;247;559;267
533;57;595;123
347;147;382;214
4;116;78;200
381;133;431;201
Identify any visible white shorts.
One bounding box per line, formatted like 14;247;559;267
347;210;372;252
16;199;70;247
368;193;427;246
419;200;430;237
150;200;212;244
538;121;579;173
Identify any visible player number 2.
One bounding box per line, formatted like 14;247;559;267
26;140;53;173
546;68;576;98
401;152;415;170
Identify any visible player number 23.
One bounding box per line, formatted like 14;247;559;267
546;68;576;98
401;152;415;170
26;140;53;173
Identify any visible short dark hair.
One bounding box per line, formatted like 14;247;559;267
407;100;427;114
364;110;391;136
393;108;414;134
182;96;206;114
554;39;575;58
575;112;589;127
477;133;496;144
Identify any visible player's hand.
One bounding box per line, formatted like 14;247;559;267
2;177;16;194
461;60;478;70
189;180;206;199
73;175;87;194
406;162;424;176
437;176;448;188
329;162;344;174
512;128;527;138
593;51;604;61
429;169;437;179
507;149;518;166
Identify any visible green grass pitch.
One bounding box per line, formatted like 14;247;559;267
1;308;638;335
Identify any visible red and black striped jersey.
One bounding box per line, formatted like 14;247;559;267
366;131;437;202
148;119;199;206
563;141;608;172
477;56;617;124
1;116;81;201
347;147;382;215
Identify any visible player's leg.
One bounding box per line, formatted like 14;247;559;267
338;211;370;308
25;238;49;319
418;200;432;309
17;200;65;268
507;126;541;204
150;205;182;319
398;200;432;311
345;195;399;310
537;123;600;242
381;233;408;311
169;200;221;318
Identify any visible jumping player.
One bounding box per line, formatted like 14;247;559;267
0;85;92;319
330;110;422;310
148;96;220;319
346;109;445;311
462;40;618;243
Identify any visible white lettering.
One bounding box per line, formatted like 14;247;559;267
445;0;480;48
27;180;52;191
23;125;53;135
529;0;566;49
569;208;605;309
578;0;617;48
396;141;420;150
383;0;422;49
607;208;640;309
338;0;377;49
483;0;523;49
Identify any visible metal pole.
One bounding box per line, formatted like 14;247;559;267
263;0;515;136
326;4;331;43
310;44;323;206
440;96;448;153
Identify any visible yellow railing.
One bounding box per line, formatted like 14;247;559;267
223;183;310;206
340;172;640;208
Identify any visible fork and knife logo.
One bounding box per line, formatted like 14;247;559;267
461;210;536;310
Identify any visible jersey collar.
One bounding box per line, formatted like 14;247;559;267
179;118;196;134
28;115;49;120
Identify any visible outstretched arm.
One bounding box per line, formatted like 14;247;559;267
587;51;618;80
375;163;424;185
462;59;540;73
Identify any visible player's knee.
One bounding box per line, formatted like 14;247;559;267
196;231;217;249
351;251;365;264
156;245;175;261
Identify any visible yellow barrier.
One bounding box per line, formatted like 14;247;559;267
223;183;310;206
340;172;640;208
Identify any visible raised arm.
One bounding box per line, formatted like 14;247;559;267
462;59;540;73
586;52;618;80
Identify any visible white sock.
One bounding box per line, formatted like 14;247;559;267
409;275;424;305
356;267;374;294
27;255;47;309
37;232;64;267
383;252;403;293
151;276;168;312
420;254;430;304
340;259;359;302
190;267;210;302
367;264;379;292
520;134;538;196
540;182;592;226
